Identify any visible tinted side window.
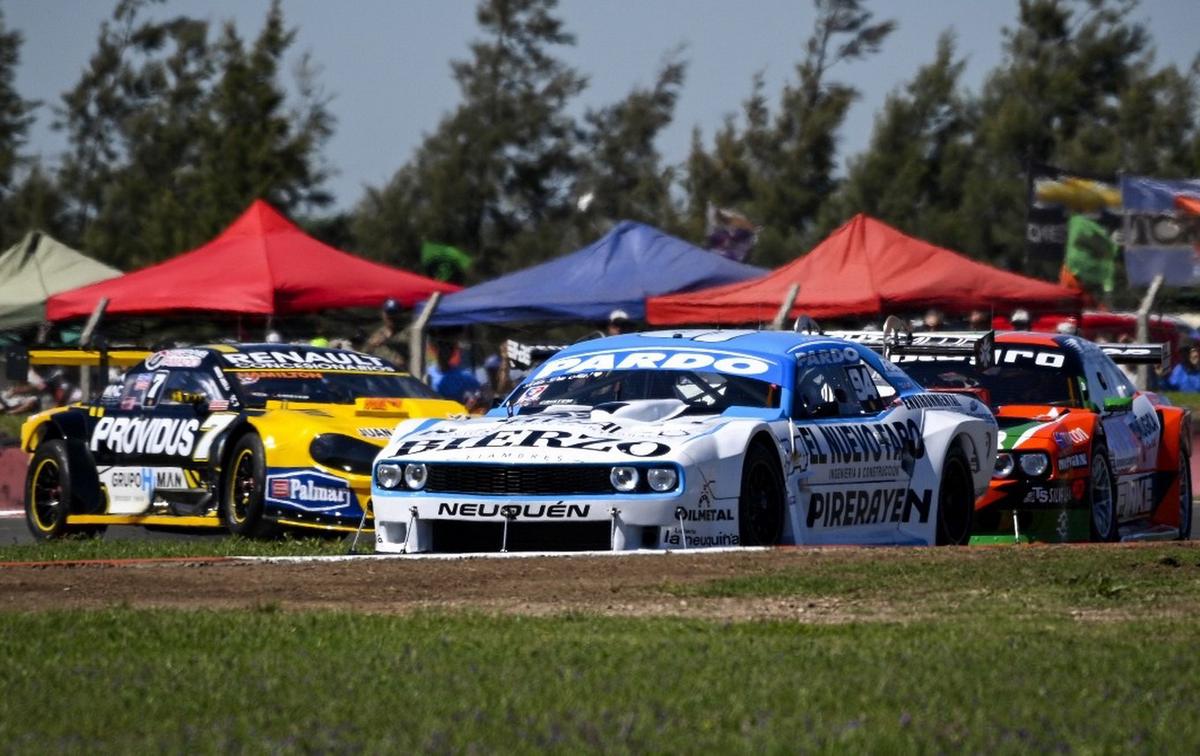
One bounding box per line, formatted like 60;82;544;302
793;363;888;418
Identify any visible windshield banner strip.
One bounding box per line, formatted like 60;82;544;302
532;348;785;384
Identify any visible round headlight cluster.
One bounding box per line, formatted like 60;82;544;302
610;466;638;492
376;462;428;490
610;466;679;493
993;453;1014;479
403;463;428;490
646;467;678;492
376;463;402;489
1018;452;1050;478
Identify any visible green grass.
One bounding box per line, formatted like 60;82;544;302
667;544;1200;616
0;608;1197;752
0;534;362;562
0;411;26;440
1162;390;1200;412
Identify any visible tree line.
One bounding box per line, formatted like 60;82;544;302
1;0;1198;304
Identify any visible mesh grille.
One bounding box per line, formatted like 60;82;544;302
431;521;612;552
425;464;612;495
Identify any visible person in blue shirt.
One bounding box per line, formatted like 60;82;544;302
1165;345;1200;392
426;340;481;405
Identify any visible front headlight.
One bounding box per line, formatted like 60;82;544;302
376;463;402;489
646;467;678;492
404;463;428;490
1019;452;1049;477
994;453;1014;479
310;434;380;475
610;466;638;492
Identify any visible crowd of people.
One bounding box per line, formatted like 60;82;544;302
4;304;1200;418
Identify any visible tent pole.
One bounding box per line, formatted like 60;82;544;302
770;284;800;331
410;293;442;381
1135;274;1164;390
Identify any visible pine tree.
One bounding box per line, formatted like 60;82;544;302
353;0;586;278
683;0;895;266
820;32;974;247
0;8;43;244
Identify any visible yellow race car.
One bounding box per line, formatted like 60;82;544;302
21;343;464;539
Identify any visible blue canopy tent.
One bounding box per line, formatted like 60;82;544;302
428;221;766;326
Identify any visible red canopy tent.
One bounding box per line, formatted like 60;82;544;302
647;214;1082;325
47;200;460;320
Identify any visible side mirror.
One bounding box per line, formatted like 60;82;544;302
1103;396;1133;412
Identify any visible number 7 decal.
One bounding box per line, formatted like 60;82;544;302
192;413;240;462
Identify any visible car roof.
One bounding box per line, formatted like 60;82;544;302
551;329;861;363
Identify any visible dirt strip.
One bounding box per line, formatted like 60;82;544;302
0;549;913;622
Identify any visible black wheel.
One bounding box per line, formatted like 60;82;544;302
738;441;785;546
222;434;277;538
1088;446;1119;542
1177;445;1192;541
25;440;105;541
936;445;974;545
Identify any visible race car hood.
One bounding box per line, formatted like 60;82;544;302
379;400;728;464
994;406;1078;451
256;396;466;445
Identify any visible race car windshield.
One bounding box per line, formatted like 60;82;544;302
901;359;1080;408
509;369;780;414
233;370;438;406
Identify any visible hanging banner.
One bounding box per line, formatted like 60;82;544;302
1120;176;1200;286
1026;163;1119;269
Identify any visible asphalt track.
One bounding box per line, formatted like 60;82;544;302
1;502;1196;546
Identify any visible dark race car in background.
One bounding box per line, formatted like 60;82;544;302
838;323;1191;543
20;344;463;539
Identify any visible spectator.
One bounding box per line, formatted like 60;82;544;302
1056;317;1079;335
1165;345;1200;392
607;309;634;336
921;308;945;331
426;340;481;405
1010;309;1031;330
362;298;408;370
967;309;990;331
471;354;503;413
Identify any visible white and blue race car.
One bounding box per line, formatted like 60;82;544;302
371;329;998;553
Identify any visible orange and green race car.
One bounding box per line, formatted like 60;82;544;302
895;332;1190;543
20;343;464;539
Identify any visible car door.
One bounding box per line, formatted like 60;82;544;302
1086;348;1161;521
789;347;923;544
89;363;223;513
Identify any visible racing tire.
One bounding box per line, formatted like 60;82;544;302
24;440;105;541
935;445;974;546
738;441;785;546
1177;446;1192;541
222;434;278;538
1088;446;1119;543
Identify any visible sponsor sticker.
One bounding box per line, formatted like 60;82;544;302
392;428;672;458
264;470;354;512
795;346;860;367
223;350;391;372
534;349;774;380
1057;452;1088;471
145;349;207;370
806;486;933;528
357;427;393;439
435;502;591;519
1023;486;1073;505
90;416;200;457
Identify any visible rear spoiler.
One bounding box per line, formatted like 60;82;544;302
503;339;566;370
1097;342;1169;367
829;316;996;369
5;347;150;381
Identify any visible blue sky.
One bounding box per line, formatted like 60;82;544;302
8;1;1198;212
